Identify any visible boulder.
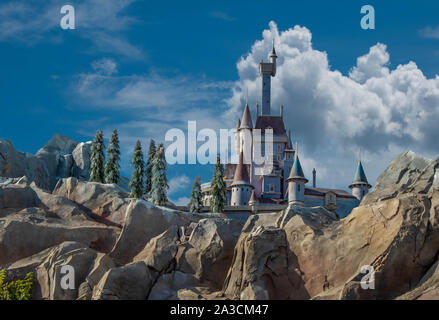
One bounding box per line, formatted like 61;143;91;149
133;225;180;273
176;218;244;288
53;177;131;226
362;151;432;205
108;200;213;265
0;139;51;190
223;226;293;300
36;134;78;189
71;142;92;181
0;213;119;265
148;271;202;300
92;261;156;300
35;241;98;300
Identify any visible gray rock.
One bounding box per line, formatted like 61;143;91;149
71;142;92;181
177;218;244;288
0;139;51;190
53;177;131;226
0;213;118;265
362;151;432;205
148;271;201;300
92;261;156;300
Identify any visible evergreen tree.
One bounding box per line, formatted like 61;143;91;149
210;154;227;213
89;130;105;183
189;176;203;213
104;129;121;184
151;143;169;206
129;140;145;199
145;139;156;195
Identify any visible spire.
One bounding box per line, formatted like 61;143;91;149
232;151;252;186
287;143;308;182
352;161;370;185
239;101;253;130
236;118;241;129
249;190;258;204
270;39;277;56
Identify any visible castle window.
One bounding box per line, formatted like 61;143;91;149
269;184;275;192
298;184;301;192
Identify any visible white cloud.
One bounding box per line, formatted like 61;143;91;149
92;58;118;76
228;21;439;189
168;175;191;195
0;0;143;59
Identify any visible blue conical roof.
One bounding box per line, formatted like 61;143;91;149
287;156;308;182
353;161;369;184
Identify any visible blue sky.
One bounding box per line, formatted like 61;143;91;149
1;0;439;205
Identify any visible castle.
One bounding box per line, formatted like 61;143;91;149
201;45;372;218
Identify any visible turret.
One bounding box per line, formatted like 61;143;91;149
238;98;253;163
349;160;372;202
259;44;277;115
231;151;254;206
249;190;259;213
286;144;308;207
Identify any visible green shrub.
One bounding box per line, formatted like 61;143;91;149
0;269;34;300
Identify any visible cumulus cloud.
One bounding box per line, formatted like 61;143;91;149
227;21;439;189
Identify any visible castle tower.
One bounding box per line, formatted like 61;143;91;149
286;144;308;207
349;160;372;202
259;43;277;115
249;190;259;213
239;100;253;164
231;151;254;206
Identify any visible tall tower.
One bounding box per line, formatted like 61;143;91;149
286;144;308;207
231;151;254;206
259;42;277;115
349;160;372;202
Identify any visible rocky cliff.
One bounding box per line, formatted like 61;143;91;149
0;138;438;300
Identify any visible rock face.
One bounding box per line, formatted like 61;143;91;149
0;139;51;190
1;143;439;300
0;135;129;192
53;177;131;226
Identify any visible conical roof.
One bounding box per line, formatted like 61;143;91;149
286;155;308;182
350;161;371;188
232;151;252;187
249;190;258;204
239;103;253;130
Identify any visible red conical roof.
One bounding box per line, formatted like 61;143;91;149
232;151;252;186
239;103;253;130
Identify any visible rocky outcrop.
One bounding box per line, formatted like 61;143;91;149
176;218;244;288
0;139;51;190
0;211;118;265
53;177;131;226
1;143;439;301
0;135;129;192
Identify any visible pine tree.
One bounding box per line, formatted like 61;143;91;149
89;130;105;183
151;143;169;206
210;154;227;213
129;140;145;199
104;129;121;184
145;139;156;195
189;176;203;213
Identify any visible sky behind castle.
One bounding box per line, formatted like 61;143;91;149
1;0;439;205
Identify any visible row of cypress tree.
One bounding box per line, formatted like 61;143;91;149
88;130;169;206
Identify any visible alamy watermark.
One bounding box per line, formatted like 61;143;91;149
165;121;275;175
